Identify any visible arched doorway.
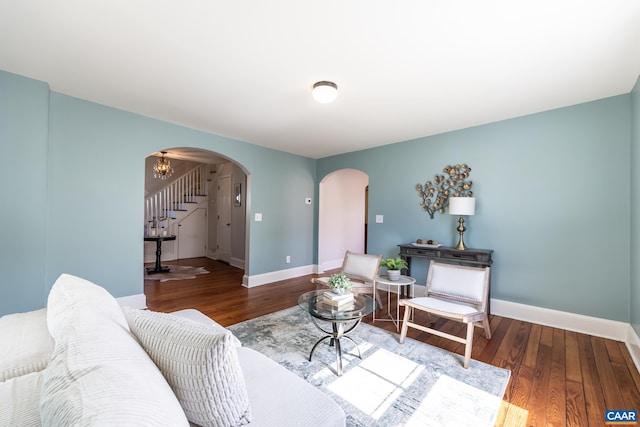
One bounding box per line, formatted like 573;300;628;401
143;147;249;272
317;169;369;272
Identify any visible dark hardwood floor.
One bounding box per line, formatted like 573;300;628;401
144;257;640;427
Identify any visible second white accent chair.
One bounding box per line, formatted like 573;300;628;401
399;261;491;368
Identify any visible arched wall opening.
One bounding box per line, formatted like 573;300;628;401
143;147;250;275
317;168;369;271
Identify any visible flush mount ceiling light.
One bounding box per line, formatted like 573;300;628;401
312;81;338;103
153;151;174;179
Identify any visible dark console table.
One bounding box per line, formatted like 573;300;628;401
144;235;177;274
398;243;494;310
398;244;493;271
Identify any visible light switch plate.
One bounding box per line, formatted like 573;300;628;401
376;215;383;223
305;198;312;205
255;213;262;221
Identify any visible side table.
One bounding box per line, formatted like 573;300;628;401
373;275;415;330
144;235;176;274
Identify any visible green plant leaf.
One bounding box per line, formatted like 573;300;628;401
381;257;408;270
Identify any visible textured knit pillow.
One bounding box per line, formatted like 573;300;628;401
124;308;252;427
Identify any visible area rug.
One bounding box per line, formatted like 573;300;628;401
143;265;209;282
228;306;510;427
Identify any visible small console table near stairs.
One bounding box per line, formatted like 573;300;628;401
145;235;177;274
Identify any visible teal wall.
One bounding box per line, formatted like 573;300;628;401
0;70;317;315
319;95;632;322
632;75;640;335
0;72;50;312
0;68;636;325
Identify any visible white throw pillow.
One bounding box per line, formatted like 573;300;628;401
124;308;252;427
0;308;54;382
40;273;189;426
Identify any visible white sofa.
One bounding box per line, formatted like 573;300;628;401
0;274;345;427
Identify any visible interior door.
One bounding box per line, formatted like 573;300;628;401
217;176;232;263
178;208;206;259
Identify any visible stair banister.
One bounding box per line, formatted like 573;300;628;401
145;164;209;234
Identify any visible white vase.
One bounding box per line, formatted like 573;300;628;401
387;269;400;281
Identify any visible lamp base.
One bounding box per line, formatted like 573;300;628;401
455;216;467;250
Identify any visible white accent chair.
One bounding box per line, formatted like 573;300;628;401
312;251;383;308
399;261;491;368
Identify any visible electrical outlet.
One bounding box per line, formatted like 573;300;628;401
286;255;291;263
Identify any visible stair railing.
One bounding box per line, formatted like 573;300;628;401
145;164;209;234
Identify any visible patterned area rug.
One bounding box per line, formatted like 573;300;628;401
228;306;510;427
143;265;209;282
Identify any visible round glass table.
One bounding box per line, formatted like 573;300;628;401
298;290;375;376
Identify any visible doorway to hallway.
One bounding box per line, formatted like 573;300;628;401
317;168;369;272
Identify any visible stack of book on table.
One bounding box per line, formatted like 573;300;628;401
322;291;354;310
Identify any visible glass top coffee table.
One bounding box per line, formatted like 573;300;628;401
298;290;375;376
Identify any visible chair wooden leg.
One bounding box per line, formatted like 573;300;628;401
372;281;382;310
375;290;383;310
463;322;474;369
399;305;411;344
482;317;492;339
426;312;434;326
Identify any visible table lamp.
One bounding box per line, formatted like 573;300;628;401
449;197;476;250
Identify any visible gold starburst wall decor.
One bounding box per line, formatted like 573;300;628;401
416;164;473;219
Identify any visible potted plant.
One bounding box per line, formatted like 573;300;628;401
381;257;408;281
327;273;351;294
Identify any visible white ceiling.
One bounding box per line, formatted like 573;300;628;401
1;1;639;159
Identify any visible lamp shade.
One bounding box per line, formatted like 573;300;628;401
449;197;476;216
312;81;338;103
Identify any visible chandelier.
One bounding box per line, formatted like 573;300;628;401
153;151;174;179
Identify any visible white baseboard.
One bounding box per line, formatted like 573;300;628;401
373;289;630;344
230;256;245;270
627;326;640;372
317;258;344;273
116;293;147;309
243;264;316;288
490;298;629;342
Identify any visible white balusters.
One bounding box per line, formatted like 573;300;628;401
144;165;207;233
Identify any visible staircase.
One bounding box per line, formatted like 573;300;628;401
144;164;211;237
